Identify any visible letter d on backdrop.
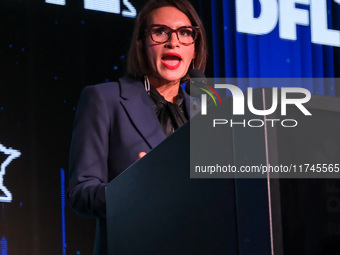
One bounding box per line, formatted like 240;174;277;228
236;0;278;35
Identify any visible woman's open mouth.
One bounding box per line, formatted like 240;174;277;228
161;53;182;70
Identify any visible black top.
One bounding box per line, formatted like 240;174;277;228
149;85;188;136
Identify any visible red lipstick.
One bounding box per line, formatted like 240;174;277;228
161;53;182;70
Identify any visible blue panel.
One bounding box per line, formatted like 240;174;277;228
235;33;249;80
213;0;339;95
0;237;7;255
247;35;260;78
223;0;236;77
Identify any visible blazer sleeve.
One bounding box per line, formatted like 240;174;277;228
67;85;111;218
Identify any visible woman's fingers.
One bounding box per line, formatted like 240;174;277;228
139;152;147;158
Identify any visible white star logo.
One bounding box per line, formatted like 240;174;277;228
0;143;21;203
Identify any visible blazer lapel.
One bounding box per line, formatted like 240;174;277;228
119;76;166;149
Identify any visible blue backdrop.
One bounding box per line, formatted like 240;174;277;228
209;0;340;95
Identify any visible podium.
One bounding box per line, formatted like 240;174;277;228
105;93;273;255
106;123;240;254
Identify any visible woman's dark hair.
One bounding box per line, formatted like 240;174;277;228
126;0;207;83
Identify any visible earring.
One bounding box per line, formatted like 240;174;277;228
192;59;195;69
144;76;150;95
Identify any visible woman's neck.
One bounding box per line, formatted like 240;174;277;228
148;76;180;103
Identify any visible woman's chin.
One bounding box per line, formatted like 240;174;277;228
157;70;187;83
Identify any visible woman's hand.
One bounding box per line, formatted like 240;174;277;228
139;152;147;158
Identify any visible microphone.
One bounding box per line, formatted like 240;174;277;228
189;68;207;83
185;68;207;97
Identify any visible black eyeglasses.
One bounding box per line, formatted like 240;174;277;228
146;24;199;46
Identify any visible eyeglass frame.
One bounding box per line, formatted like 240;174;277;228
145;24;200;46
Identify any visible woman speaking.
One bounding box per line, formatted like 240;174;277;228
67;0;207;254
